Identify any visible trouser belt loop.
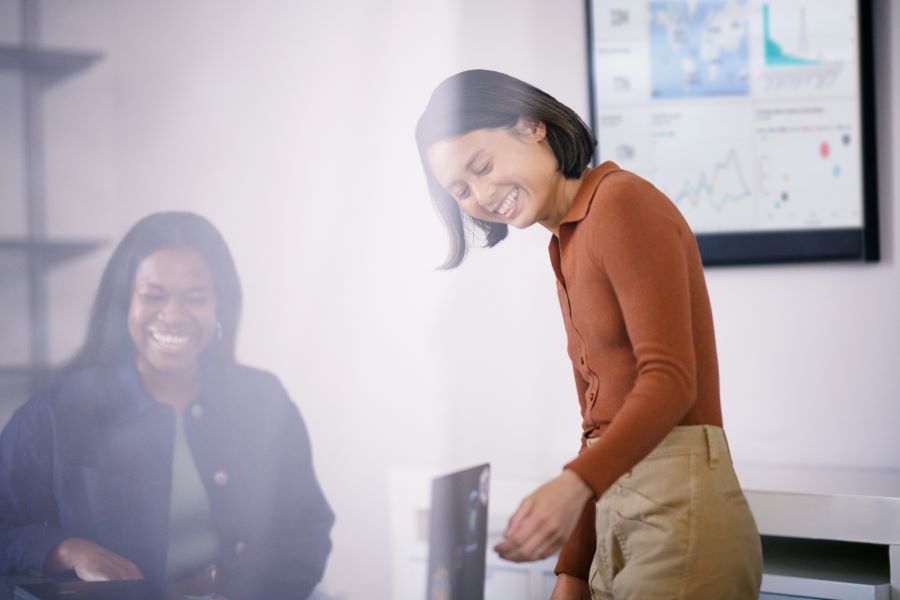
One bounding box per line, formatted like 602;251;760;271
705;425;719;469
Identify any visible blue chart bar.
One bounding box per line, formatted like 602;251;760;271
763;4;819;67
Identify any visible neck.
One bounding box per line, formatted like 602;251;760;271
135;358;201;415
539;170;589;236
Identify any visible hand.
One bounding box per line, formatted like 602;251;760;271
43;537;143;581
550;573;592;600
494;470;593;562
169;563;217;598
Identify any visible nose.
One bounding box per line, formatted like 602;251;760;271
156;299;190;324
470;181;497;211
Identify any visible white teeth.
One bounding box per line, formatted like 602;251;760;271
151;331;190;347
495;186;519;217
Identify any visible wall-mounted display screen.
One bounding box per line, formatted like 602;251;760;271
586;0;879;264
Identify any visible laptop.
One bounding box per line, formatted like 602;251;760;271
426;463;490;600
14;580;179;600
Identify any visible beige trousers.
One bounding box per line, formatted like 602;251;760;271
588;425;762;600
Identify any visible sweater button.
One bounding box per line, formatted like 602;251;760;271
234;541;246;556
213;470;229;486
191;404;204;418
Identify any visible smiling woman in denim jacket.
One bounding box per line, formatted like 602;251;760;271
0;212;334;600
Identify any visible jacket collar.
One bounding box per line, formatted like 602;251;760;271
109;361;166;424
103;359;230;426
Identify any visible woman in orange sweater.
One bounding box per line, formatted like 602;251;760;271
416;70;762;599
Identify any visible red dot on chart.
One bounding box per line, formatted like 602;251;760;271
820;142;830;158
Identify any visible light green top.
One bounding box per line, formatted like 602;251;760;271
166;414;219;582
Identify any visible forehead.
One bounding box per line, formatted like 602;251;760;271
425;127;510;188
133;246;214;289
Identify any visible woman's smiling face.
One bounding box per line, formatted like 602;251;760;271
127;245;218;376
425;118;563;230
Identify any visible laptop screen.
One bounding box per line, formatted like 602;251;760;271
426;464;490;600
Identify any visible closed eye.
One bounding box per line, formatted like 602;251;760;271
475;161;492;176
186;294;210;306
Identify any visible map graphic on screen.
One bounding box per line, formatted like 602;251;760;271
588;0;875;262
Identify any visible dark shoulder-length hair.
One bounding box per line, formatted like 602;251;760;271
67;211;242;373
415;69;596;269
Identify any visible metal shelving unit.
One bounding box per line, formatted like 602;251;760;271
0;1;105;422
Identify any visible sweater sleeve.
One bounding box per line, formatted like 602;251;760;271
0;391;74;574
554;389;596;581
565;173;698;500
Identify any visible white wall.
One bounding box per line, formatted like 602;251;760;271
710;0;900;469
5;1;899;599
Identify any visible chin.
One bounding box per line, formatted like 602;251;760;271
508;216;534;230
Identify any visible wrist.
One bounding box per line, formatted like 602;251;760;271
561;469;593;502
555;572;591;598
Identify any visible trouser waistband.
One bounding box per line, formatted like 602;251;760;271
588;424;730;468
646;424;730;467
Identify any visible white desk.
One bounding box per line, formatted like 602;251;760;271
391;465;900;600
737;464;900;600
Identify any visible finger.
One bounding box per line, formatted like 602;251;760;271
98;558;126;581
496;514;534;560
499;529;541;562
104;556;142;581
498;506;563;562
99;548;140;579
539;524;570;560
104;558;135;581
123;561;144;580
496;532;532;561
505;497;534;538
535;535;565;560
78;565;111;582
515;530;551;562
494;537;519;558
516;516;564;561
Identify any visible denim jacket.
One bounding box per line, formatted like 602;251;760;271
0;362;334;600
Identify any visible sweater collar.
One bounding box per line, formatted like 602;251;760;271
558;161;622;227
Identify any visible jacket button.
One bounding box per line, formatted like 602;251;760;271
191;404;204;418
213;470;229;486
234;541;246;556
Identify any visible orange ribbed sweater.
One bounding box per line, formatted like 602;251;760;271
551;162;723;579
